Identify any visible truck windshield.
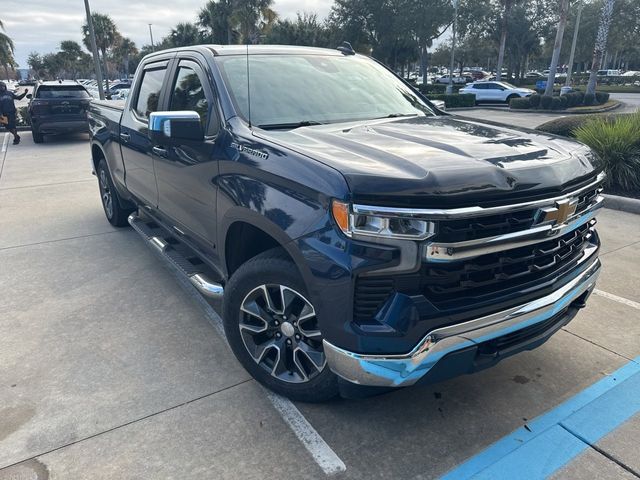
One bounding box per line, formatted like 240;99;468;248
216;54;435;128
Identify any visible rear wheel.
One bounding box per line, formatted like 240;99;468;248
32;128;43;144
223;250;339;402
97;159;133;227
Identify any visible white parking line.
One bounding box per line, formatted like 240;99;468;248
158;254;347;476
1;132;9;153
265;390;347;475
594;289;640;310
1;133;8;152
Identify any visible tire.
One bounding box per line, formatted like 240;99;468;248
223;249;339;402
506;94;518;103
32;128;43;144
97;159;133;227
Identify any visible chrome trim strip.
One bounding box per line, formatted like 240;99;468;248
324;254;600;387
425;195;602;261
352;172;605;220
150;236;168;252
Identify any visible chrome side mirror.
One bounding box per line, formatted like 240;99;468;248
148;111;204;143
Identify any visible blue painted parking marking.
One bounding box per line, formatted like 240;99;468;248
441;356;640;479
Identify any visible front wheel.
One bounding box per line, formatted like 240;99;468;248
223;250;339;402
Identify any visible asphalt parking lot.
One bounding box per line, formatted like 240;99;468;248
1;123;639;479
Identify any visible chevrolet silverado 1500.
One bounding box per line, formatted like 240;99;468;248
88;45;603;401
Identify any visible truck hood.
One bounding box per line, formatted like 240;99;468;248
257;116;598;208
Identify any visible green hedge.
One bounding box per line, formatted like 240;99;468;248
535;114;622;137
428;93;476;108
418;84;464;95
509;97;531;109
509;90;609;111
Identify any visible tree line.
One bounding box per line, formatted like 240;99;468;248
0;0;637;86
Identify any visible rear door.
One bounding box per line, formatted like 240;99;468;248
120;59;171;206
153;55;222;253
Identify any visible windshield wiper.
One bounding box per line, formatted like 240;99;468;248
257;120;325;130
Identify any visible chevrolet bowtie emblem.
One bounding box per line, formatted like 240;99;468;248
536;198;578;226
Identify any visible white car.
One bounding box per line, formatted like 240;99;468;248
459;81;535;103
435;75;468;85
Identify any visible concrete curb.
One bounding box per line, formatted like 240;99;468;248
604;194;640;215
504;100;622;115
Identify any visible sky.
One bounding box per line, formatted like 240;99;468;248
2;0;335;68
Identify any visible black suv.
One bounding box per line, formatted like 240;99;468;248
28;81;91;143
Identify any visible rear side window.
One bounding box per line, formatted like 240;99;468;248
36;85;90;99
169;65;208;127
134;67;167;119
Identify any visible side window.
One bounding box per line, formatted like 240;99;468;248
169;65;209;129
134;67;167;119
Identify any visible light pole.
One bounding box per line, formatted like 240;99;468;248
565;1;583;87
149;24;155;51
447;0;459;95
83;0;105;100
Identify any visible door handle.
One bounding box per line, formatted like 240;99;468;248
119;132;130;142
152;146;168;157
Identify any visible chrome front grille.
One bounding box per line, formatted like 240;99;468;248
352;174;604;324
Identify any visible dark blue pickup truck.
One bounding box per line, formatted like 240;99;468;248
88;45;603;401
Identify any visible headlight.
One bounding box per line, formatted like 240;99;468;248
331;200;436;240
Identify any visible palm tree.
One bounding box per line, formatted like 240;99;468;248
114;37;138;78
82;13;119;91
0;18;17;80
169;23;203;47
544;0;570;96
495;0;514;81
199;0;237;44
586;0;616;96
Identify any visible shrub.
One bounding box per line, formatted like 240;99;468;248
559;96;569;109
550;97;564;110
540;95;553;110
536;114;622;137
509;97;531;109
583;92;596;106
574;112;640;191
418;84;464;95
427;93;476;108
528;93;541;108
595;91;610;104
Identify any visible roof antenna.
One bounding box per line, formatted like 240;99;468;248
246;42;252;129
337;41;355;56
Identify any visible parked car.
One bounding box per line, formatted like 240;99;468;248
107;81;132;96
525;71;545;79
597;69;621;77
459;81;535;103
18;79;37;86
435;75;468;84
27;80;91;143
89;45;603;401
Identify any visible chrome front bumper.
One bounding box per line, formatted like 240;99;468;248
323;254;600;388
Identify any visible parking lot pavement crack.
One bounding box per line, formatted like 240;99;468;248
0;178;95;191
0;230;125;252
600;240;640;258
558;424;640;478
0;378;254;472
561;328;634;362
